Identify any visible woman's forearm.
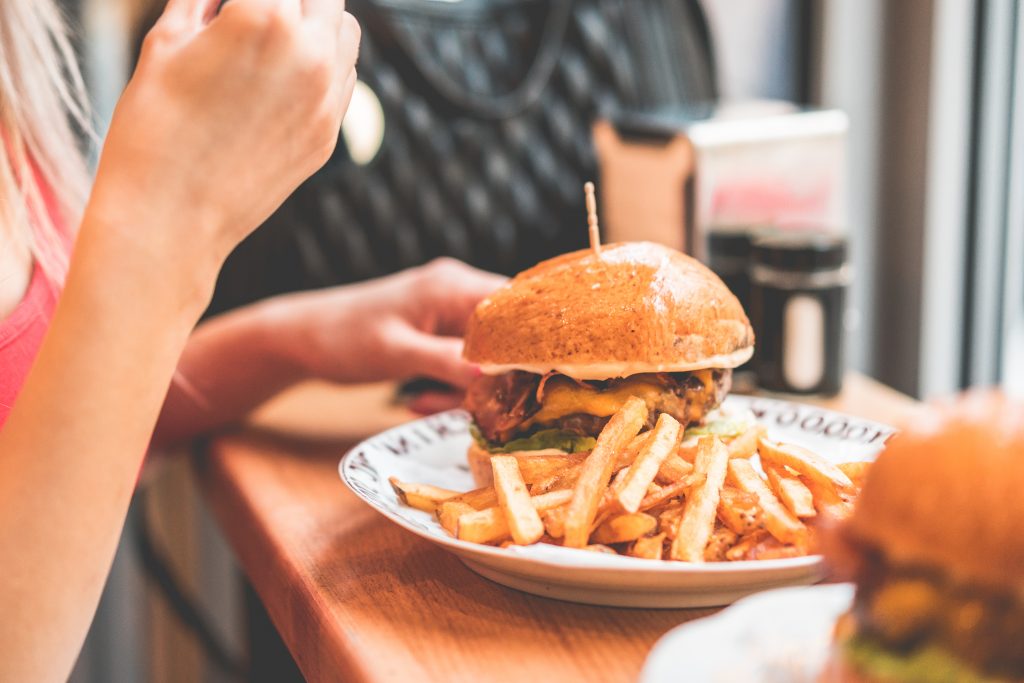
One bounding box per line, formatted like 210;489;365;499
0;213;213;682
153;298;308;446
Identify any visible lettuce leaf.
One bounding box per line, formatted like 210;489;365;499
843;633;1001;683
470;424;595;454
684;419;750;439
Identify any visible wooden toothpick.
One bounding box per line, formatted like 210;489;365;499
584;181;601;255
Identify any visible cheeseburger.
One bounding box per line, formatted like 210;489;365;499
462;241;754;485
824;392;1024;682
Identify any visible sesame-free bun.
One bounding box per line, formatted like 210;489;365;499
845;392;1024;592
463;242;754;380
467;441;494;487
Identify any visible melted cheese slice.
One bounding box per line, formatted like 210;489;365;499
523;370;713;429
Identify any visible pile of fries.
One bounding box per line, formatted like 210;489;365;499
390;397;870;562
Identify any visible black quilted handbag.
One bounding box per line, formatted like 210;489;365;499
208;0;717;315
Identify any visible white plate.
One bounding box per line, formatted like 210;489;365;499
641;583;853;682
338;395;894;608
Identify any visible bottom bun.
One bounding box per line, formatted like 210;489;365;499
467;442;495;488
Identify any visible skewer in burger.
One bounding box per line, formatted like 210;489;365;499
823;392;1024;682
462;240;754;486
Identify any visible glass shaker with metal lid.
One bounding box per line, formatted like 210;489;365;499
749;233;849;396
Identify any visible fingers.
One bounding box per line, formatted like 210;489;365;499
303;0;346;26
416;259;507;336
159;0;222;27
389;327;480;389
407;390;466;416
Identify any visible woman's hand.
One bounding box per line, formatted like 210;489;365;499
87;0;360;299
268;258;507;388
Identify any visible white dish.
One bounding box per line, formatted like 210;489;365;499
338;395;894;608
641;583;853;682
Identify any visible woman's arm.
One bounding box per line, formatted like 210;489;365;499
0;0;359;679
154;258;506;445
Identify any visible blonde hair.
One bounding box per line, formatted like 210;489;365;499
0;0;91;284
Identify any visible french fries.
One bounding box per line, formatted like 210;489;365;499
591;512;657;545
437;501;476;535
457;489;572;544
671;437;729;561
838;461;872;490
394;400;871;565
716;487;762;535
389;478;459;512
758;437;854;492
800;474;854;521
763;462;816;518
510;450;590;484
563;396;648;548
655;454;694;485
727;458;807;546
726;424;766;459
629;532;666;560
617;413;682;513
704;526;739;561
491;456;545;545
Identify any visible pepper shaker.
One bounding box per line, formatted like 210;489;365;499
749;233;849;396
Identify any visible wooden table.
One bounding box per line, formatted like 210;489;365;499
196;374;919;683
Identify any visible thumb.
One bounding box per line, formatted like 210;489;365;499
390;328;479;389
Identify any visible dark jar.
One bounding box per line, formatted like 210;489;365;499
749;233;849;396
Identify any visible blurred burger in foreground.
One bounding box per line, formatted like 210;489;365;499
823;392;1024;682
462;241;754;486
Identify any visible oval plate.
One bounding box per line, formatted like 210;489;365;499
339;395;895;608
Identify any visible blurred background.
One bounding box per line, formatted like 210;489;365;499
64;0;1021;681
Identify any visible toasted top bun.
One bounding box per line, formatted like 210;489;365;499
463;242;754;380
845;391;1024;592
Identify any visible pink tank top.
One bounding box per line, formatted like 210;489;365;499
0;260;59;426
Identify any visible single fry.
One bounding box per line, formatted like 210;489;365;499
801;474;854;521
530;463;582;495
629;533;666;560
491;456;544;545
457;489;572;544
616;431;653;469
757;437;854;492
541;506;567;538
727;458;807;546
510;450;589;484
655;454;694;485
671;437;729;561
563;397;648;547
437;501;476;535
388;477;459;512
725;423;766;459
838;461;872;490
763;462;816;518
591;512;657;545
617;413;682;513
716;486;762;535
449;486;498;510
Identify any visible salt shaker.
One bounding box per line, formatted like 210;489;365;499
749;233;849;396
